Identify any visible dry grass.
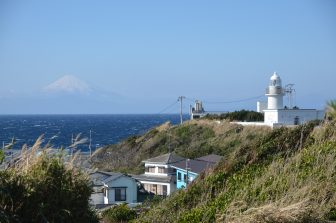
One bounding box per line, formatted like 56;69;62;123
10;134;88;172
222;200;320;223
217;123;336;223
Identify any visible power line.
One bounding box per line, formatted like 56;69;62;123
157;101;179;114
185;94;264;104
158;94;265;115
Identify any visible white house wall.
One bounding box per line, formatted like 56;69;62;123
277;110;324;125
144;163;169;176
265;109;324;126
90;191;104;205
264;110;279;125
104;176;137;204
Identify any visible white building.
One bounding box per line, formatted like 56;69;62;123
190;100;228;120
90;171;138;205
261;72;324;127
133;153;185;196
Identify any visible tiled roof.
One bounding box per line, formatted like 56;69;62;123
171;159;215;174
103;173;125;184
89;171;124;185
196;154;222;164
142;153;185;165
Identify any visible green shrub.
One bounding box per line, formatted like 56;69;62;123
326;208;336;220
102;203;137;223
0;150;4;164
0;153;98;223
203;110;264;122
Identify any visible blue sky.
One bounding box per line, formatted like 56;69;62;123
0;0;335;114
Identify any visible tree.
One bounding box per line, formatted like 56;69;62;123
0;151;99;223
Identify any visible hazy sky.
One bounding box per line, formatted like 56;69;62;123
0;0;335;114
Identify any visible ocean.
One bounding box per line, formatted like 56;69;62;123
0;114;185;152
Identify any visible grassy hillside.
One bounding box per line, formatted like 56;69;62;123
136;120;336;222
91;120;271;174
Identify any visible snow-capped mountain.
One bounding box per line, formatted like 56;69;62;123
43;75;92;94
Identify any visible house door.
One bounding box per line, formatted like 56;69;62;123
151;184;157;194
163;185;167;196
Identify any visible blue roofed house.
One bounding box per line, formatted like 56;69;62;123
171;154;222;189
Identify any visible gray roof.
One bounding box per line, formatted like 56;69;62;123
89;171;124;186
196;154;222;164
171;159;215;174
103;173;125;184
132;174;174;183
142;153;185;165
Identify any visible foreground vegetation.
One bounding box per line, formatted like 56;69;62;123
0;139;98;223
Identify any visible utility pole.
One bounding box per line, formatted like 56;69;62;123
186;158;190;187
89;130;92;156
178;96;185;125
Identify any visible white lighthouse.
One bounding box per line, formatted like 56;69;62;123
262;72;324;127
266;72;285;109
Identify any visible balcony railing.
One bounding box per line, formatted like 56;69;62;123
266;87;284;95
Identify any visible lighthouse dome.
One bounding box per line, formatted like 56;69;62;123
269;72;282;87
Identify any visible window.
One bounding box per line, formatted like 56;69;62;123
115;188;126;201
147;166;156;173
158;167;166;173
183;174;187;182
144;184;168;195
177;172;181;181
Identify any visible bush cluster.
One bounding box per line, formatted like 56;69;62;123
203;110;264;122
102;203;137;223
0;153;98;223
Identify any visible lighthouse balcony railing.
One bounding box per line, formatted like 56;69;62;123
266;87;284;95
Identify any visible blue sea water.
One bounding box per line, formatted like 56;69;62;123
0;114;185;152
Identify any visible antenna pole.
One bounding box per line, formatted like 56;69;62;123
178;96;185;125
285;84;295;109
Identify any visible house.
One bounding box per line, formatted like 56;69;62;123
90;171;107;205
171;154;222;189
133;153;185;196
89;171;138;205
